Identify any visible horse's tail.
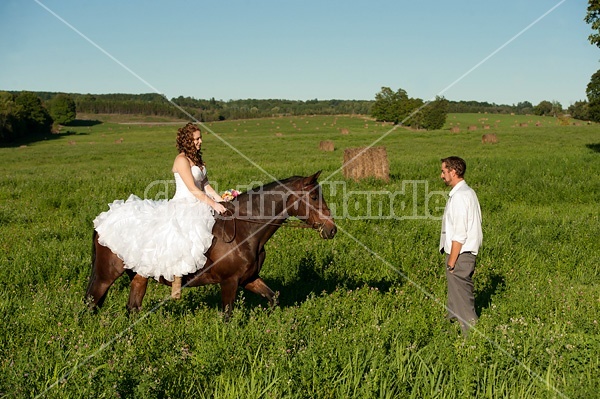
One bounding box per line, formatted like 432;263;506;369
91;229;97;263
85;230;98;304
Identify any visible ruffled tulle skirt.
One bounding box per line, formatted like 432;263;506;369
93;194;215;282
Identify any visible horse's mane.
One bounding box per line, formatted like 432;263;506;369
223;176;307;218
237;176;304;198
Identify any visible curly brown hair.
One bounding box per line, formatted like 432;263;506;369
176;123;204;166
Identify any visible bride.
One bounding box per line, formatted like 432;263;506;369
93;123;226;296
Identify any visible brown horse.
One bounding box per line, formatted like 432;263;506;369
86;171;336;316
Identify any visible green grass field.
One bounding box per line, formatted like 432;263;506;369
1;113;599;398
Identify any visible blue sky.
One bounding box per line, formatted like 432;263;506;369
1;0;598;106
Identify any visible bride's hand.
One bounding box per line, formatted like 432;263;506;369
213;202;227;214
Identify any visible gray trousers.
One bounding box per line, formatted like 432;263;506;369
445;252;478;335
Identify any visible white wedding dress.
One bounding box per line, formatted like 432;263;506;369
93;165;216;282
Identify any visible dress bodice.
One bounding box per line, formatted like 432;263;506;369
173;165;206;200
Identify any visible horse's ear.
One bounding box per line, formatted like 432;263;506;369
304;170;321;187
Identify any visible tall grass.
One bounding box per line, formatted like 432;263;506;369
0;114;598;398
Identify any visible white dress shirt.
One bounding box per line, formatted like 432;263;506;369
439;180;482;255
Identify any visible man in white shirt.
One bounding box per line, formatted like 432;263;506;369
439;156;483;335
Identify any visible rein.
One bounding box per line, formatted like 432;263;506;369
218;210;322;244
233;217;314;229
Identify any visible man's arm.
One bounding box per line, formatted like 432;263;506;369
446;240;463;271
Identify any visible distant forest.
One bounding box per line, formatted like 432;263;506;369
29;92;537;122
3;90;579;143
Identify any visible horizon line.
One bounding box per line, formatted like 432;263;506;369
1;88;571;107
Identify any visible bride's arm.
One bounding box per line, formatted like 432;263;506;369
203;181;222;202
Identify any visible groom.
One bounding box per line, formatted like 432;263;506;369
439;156;483;336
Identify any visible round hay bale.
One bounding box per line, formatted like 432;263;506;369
343;146;389;182
319;140;335;152
481;133;498;144
468;125;478;131
340;128;350;135
451;127;461;133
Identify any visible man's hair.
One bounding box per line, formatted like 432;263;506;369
441;156;466;178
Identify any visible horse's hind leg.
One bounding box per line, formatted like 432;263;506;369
126;271;149;312
86;232;125;309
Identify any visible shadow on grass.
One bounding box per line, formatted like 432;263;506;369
0;119;100;148
0;130;92;148
144;252;402;317
475;272;505;315
265;254;399;309
66;119;102;127
585;143;600;153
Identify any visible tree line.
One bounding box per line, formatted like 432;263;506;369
60;92;576;121
579;1;600;121
0;89;595;143
0;91;76;142
75;94;375;121
370;87;448;130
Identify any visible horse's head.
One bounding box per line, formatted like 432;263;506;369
286;171;337;239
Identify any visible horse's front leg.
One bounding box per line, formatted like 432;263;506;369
126;272;149;312
220;278;239;320
243;249;278;307
244;277;277;307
